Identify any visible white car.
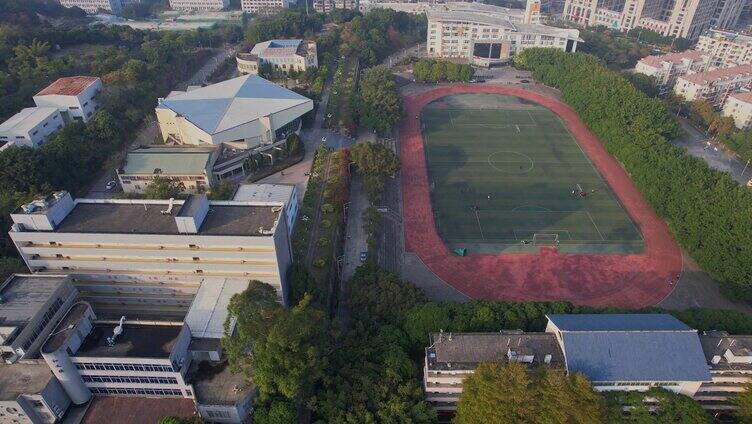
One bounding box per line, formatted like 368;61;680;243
105;180;117;190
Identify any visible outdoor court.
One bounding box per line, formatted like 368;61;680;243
421;93;644;254
400;85;683;308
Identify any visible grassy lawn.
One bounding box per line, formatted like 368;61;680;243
421;93;644;254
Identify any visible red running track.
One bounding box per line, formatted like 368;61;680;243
401;85;682;308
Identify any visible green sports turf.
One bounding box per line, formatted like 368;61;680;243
421;94;644;254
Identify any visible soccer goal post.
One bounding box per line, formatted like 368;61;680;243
533;233;559;246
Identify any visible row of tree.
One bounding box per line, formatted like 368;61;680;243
514;48;752;300
413;59;474;83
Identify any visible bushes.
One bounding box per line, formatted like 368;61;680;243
514;48;752;300
413;59;474;83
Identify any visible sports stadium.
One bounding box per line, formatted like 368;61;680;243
401;85;682;308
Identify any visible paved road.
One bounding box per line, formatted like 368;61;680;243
342;176;369;282
672;118;751;185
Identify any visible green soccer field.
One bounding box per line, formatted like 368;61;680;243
421;94;644;254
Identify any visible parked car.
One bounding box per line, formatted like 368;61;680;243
520;79;531;83
105;180;117;190
360;251;368;262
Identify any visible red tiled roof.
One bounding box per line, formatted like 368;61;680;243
639;50;706;68
730;91;752;104
35;76;99;97
680;63;752;85
81;396;198;424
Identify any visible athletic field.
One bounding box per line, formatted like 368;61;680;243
421;93;644;254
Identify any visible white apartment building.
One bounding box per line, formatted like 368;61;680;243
156;75;312;149
0;364;72;424
635;50;711;92
674;63;752;106
313;0;356;13
426;2;580;66
33;77;103;124
8;191;293;304
0;107;64;150
168;0;229;11
722;91;752;129
563;0;727;40
712;0;747;29
233;184;299;236
696;29;752;68
59;0;123;14
236;40;318;76
0;275;79;363
241;0;295;15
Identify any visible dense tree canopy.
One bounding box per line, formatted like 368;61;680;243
413;59;474;83
350;141;400;203
144;176;185;199
358;65;403;134
455;362;605;424
514;48;752;300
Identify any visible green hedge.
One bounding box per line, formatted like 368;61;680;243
514;48;752;300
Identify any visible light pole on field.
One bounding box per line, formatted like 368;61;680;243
742;159;750;179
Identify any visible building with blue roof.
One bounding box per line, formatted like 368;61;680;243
236;39;318;76
546;314;712;396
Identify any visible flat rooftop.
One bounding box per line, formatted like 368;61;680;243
427;332;564;371
192;360;254;405
82;396;198;424
0;363;55;400
35;76;99;97
184;278;249;339
122;147;216;175
76;324;181;358
233;183;295;203
0;107;59;135
0;275;68;331
50;200;280;236
700;331;752;370
42;302;91;354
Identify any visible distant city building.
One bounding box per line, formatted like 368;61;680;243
117;147;218;194
236;40;318;76
562;0;725;40
426;2;580;67
313;0;356;13
155;75;312;150
0;107;64;150
673;63;752;106
0;363;71;424
233;184;298;236
0;275;79;364
696;29;752;68
8;191;293;303
722;91;752;129
168;0;229;11
33;77;103;124
423;314;714;412
712;0;747;29
634;50;712;93
240;0;295;15
59;0;123;14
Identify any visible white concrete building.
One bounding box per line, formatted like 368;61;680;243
59;0;123;14
0;275;79;363
0;363;72;424
168;0;229;11
696;29;752;68
33;77;103;124
233;184;298;236
156;75;313;150
313;0;356;13
240;0;295;15
0;107;64;151
8;191;293;304
722;91;752;129
674;63;752;106
236;40;318;76
117;147;218;195
635;50;712;93
426;2;580;66
696;331;752;412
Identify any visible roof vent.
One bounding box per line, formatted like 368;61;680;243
711;355;722;364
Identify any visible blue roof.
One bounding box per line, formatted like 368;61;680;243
547;314;692;332
548;315;711;382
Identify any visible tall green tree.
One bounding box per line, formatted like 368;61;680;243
350;141;400;203
144;176;185;199
358;65;402;134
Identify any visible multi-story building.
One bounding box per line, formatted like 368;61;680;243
423;314;714;413
33;77;103;124
313;0;356;13
635;50;712;93
426;2;580;67
0;275;79;363
722;91;752;129
156;75;312;149
674;63;752;106
712;0;747;29
8;191;293;303
696;29;752;68
236;40;318;76
117;147;218;195
168;0;229;11
563;0;727;40
240;0;295;15
233;184;299;236
423;331;564;411
0;107;64;151
0;363;72;424
696;331;752;412
59;0;124;14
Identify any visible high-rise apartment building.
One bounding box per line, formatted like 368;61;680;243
696;28;752;68
59;0;124;14
240;0;295;14
168;0;229;11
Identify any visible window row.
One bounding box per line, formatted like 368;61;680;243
90;387;183;397
75;362;174;372
82;375;178;385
